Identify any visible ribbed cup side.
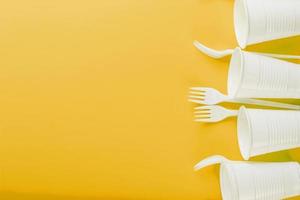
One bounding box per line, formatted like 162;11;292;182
253;169;285;199
233;163;300;200
248;109;300;157
238;51;300;98
264;4;297;34
257;57;289;91
266;112;300;147
245;0;300;46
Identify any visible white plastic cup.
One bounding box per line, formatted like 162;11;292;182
238;106;300;160
194;155;300;200
234;0;300;48
228;48;300;99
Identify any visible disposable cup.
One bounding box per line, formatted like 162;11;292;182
228;48;300;99
238;106;300;160
234;0;300;48
194;155;300;200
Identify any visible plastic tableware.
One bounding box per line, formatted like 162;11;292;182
194;105;238;123
193;41;300;99
192;105;300;159
193;40;300;59
194;155;300;200
189;87;300;110
228;48;300;99
234;0;300;48
238;106;300;160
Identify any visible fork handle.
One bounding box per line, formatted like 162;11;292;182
226;98;300;110
226;109;239;117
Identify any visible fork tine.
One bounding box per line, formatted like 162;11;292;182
189;91;205;96
188;99;205;104
190;87;208;92
194;118;213;123
189;95;204;100
194;110;211;114
194;114;210;118
194;106;212;110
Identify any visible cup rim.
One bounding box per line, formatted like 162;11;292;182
227;48;244;98
234;0;249;48
237;106;252;160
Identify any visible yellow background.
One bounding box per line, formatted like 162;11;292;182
0;0;299;199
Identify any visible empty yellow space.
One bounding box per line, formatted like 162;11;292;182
0;0;299;199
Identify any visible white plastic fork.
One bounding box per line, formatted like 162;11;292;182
193;40;300;59
189;87;300;110
194;105;238;123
